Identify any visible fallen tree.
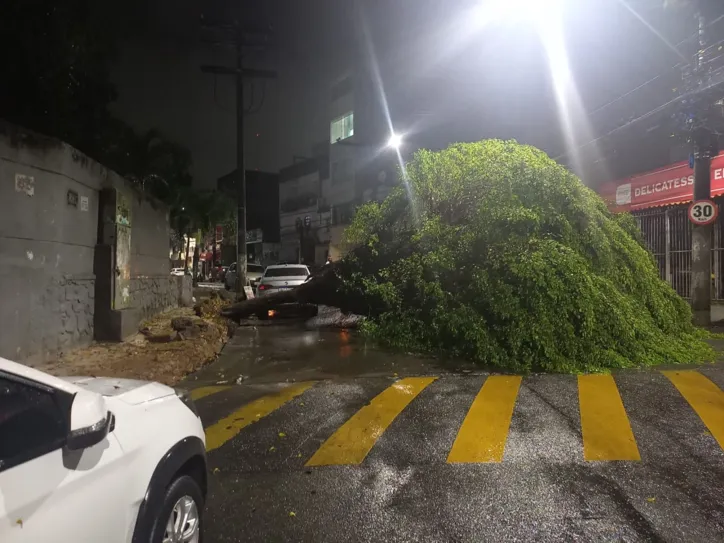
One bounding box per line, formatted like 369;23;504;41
221;266;343;319
224;140;713;372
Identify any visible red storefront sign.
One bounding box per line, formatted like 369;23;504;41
599;152;724;212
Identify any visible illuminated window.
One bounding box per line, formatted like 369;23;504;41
330;112;354;143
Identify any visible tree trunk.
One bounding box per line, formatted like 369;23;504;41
192;243;200;287
221;265;350;320
184;234;191;273
212;237;218;281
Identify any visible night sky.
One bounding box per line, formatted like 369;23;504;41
110;0;724;189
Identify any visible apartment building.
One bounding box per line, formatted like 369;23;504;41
278;69;400;266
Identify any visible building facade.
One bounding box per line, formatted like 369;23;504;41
599;151;724;320
278;69;401;267
279;155;329;266
217;169;281;267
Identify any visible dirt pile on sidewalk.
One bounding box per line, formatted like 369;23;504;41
43;297;232;385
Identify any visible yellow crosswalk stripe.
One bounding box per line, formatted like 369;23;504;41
578;374;640;461
190;385;232;401
663;370;724;451
306;377;437;466
205;382;315;452
447;375;522;463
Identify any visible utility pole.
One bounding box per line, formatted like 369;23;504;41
234;41;247;295
201;18;275;296
687;0;719;325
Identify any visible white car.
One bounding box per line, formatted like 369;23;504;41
170;268;187;277
255;264;311;319
0;357;207;543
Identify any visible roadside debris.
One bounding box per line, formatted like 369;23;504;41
41;301;232;385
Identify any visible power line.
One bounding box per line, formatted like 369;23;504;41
554;71;724;161
555;17;724;161
586;14;724;121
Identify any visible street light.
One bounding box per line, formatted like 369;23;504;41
387;133;403;149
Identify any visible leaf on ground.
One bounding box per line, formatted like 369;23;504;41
278;432;286;438
269;446;276;452
289;511;296;517
646;497;656;503
213;467;220;474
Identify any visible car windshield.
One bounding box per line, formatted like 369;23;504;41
248;264;264;273
264;267;308;278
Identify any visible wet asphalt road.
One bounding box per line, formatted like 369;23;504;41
185;325;724;542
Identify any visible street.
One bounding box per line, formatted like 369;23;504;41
5;2;724;542
186;326;724;542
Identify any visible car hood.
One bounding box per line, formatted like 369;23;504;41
59;376;176;405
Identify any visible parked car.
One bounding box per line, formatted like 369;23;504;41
217;265;229;283
0;357;207;543
255;264;313;319
224;262;265;291
170;267;185;276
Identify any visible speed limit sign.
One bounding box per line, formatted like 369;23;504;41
688;200;719;226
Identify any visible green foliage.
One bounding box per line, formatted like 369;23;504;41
338;140;713;372
170;188;235;237
100;125;194;202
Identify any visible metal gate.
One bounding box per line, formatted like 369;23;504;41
633;201;723;300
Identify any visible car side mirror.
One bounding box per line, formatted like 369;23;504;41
66;390;114;451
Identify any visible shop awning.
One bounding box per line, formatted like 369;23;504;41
599;152;724;212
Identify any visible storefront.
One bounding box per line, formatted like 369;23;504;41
599;153;724;314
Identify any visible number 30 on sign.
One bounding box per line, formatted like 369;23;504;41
688;200;718;226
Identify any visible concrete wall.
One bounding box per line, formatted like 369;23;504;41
124;189;180;321
0;124;103;362
0;122;187;363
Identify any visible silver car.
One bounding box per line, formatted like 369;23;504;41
224;262;265;290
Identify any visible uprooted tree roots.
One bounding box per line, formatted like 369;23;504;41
224;140;713;372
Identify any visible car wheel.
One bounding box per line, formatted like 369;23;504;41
150;475;204;543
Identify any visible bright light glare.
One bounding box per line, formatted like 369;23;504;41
538;12;606;179
387;133;403;149
475;0;562;26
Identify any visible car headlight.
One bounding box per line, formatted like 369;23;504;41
175;388;199;418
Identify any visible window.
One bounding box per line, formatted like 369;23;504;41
247;264;264;273
0;377;68;471
330;112;354;143
264;267;309;278
332;202;355;226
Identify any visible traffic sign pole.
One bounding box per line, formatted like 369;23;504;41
691;141;714;325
